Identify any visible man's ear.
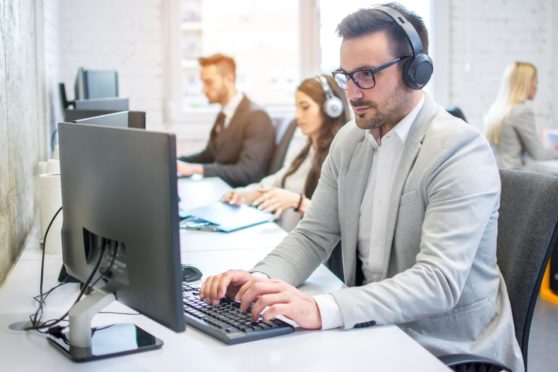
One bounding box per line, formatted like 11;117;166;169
224;72;235;85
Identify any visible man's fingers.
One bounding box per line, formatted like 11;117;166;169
237;280;284;312
261;303;291;322
207;274;228;306
250;292;290;321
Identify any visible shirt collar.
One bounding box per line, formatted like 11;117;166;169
222;91;244;118
392;93;425;144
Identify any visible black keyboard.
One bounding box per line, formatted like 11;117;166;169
182;283;294;344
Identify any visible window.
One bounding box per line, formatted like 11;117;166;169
177;0;300;112
167;0;435;124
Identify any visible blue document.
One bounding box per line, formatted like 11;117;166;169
180;202;273;232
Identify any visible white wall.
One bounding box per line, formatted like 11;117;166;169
57;0;165;127
52;0;558;133
447;0;554;131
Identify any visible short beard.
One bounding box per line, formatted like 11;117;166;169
356;110;387;130
352;85;409;131
352;100;387;130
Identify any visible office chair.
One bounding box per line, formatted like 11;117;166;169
267;118;298;175
58;82;75;110
440;169;558;371
445;106;468;123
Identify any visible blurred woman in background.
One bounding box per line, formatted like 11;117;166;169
222;74;350;231
485;61;558;168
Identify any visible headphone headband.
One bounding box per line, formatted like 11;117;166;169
373;5;425;57
317;75;333;98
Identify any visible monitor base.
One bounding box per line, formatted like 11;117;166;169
47;323;163;362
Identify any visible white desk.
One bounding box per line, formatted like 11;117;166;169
0;177;450;371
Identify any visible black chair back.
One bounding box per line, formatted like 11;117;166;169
497;169;558;368
445;106;467;123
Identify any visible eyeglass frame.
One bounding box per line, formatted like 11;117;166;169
332;56;410;90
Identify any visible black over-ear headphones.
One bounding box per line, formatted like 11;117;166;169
373;5;433;90
316;75;344;118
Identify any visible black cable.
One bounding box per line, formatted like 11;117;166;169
29;206;63;327
27;210;123;334
40;247;125;335
26;244;107;331
32;279;69;308
89;241;118;289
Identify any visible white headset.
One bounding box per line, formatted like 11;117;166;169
316;75;344;119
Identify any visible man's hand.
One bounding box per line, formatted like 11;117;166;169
177;161;204;177
200;270;322;329
200;270;254;306
236;278;322;329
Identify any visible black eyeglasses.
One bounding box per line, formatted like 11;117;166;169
332;56;410;90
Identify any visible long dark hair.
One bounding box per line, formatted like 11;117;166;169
280;75;350;198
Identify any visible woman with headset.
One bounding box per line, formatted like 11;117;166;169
485;61;558;169
221;75;350;231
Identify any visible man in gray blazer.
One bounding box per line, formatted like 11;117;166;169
178;54;275;187
201;5;523;370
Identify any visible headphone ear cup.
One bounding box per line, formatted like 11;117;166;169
403;53;433;90
324;96;344;118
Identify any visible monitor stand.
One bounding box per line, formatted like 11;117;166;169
47;289;163;362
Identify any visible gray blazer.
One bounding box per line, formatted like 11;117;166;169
495;101;558;169
179;96;275;187
253;94;523;371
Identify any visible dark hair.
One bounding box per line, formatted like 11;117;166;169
198;53;236;78
336;2;429;57
281;75;351;198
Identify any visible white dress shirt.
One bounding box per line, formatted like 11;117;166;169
314;95;425;329
221;91;244;129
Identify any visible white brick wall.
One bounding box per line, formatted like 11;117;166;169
448;0;554;131
57;0;165;127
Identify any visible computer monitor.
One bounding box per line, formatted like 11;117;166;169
74;67;119;100
74;111;146;129
74;97;129;111
53;122;184;361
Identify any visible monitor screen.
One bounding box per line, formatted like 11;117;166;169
55;123;184;360
74;111;146;129
74;68;119;100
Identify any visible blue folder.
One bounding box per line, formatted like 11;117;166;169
180;202;273;232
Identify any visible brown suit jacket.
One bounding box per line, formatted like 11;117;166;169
179;96;275;187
